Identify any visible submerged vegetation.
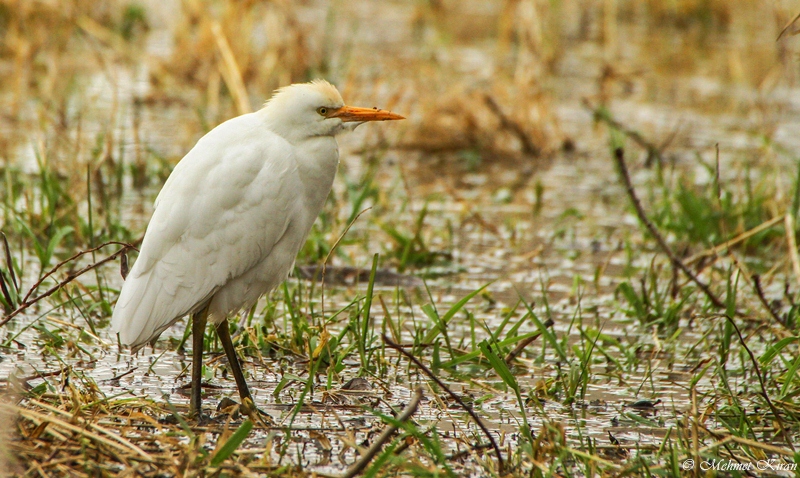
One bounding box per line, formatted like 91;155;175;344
2;0;800;476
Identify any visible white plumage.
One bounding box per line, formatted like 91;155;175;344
111;80;404;356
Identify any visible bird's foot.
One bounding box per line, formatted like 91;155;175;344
216;396;273;426
216;396;241;418
241;397;273;426
178;409;213;425
194;412;215;425
160;408;214;426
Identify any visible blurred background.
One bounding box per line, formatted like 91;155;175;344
0;0;798;286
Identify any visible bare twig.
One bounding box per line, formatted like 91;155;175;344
341;387;423;478
484;94;540;157
382;334;505;474
584;100;665;167
752;275;784;327
723;315;795;452
613;147;726;310
0;242;137;327
104;367;137;383
504;317;554;364
22;241;138;304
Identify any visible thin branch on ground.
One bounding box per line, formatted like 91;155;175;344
0;242;138;327
341;387;423;478
613;147;727;310
584;99;665;167
383;334;505;474
723;315;795;452
484;94;540;157
752;275;786;328
22;240;139;304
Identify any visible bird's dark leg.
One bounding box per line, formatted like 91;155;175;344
190;306;209;418
215;319;254;406
215;321;271;425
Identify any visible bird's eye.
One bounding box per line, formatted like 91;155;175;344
317;107;328;116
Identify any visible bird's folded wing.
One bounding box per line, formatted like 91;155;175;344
111;116;299;347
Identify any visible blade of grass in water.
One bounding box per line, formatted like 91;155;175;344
422;282;491;345
210;419;253;467
358;253;379;373
520;296;566;362
479;340;531;440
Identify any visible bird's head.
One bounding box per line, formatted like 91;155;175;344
261;80;404;142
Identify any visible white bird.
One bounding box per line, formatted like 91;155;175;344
111;80;404;417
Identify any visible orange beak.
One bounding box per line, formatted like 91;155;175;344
328;105;405;122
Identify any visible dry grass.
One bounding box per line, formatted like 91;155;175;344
150;0;312;113
0;392;21;476
3;387;265;475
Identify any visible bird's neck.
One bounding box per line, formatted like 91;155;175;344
293;135;340;212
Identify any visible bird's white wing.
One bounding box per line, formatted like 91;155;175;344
111;113;300;348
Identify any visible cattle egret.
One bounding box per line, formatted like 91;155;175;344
111;80;404;418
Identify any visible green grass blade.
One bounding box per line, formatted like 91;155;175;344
422;282;490;344
479;340;531;440
210;419;253;467
478;341;517;390
359;253;379;372
760;336;799;365
780;353;800;398
521;296;566;362
440;330;542;368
